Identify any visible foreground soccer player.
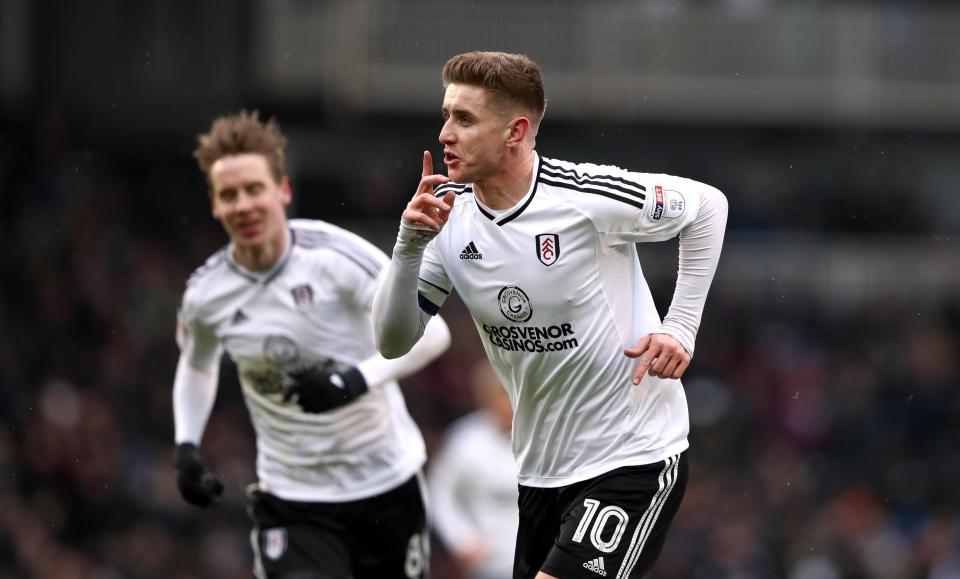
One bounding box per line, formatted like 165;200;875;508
373;52;727;579
172;111;449;578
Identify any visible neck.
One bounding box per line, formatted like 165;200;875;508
474;149;536;210
234;228;290;272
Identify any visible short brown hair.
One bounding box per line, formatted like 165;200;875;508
442;51;546;125
193;110;288;185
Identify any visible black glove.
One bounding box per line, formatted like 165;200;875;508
173;442;224;508
283;365;368;413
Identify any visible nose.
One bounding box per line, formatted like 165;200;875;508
439;119;455;145
234;191;254;212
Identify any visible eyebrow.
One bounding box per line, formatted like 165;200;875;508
443;105;472;118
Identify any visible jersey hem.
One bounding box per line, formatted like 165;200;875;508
516;439;689;489
256;452;426;503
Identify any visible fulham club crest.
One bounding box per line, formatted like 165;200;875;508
291;284;314;308
263;527;288;560
536;233;560;266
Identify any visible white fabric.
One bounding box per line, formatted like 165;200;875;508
172;353;221;444
428;411;518;579
374;154;727;488
373;222;438;359
174;218;447;502
657;182;729;354
355;316;449;388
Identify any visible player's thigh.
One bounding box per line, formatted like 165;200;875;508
542;454;688;579
352;475;430;579
514;485;564;579
249;490;351;579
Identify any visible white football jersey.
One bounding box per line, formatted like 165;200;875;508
420;154;706;488
177;219;426;502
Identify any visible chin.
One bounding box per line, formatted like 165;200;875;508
447;168;470;184
232;233;263;248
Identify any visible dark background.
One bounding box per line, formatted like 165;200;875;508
2;1;958;578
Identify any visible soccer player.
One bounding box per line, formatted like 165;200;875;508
172;111;449;579
428;360;518;579
373;52;728;579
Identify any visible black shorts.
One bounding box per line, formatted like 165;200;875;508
515;453;687;579
247;474;429;579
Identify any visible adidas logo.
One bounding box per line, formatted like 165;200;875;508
583;556;607;576
459;241;482;260
231;309;249;325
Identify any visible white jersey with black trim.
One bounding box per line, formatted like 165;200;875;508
420;154;712;488
177;218;426;502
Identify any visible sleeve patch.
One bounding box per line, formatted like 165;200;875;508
651;185;686;220
650;185;665;220
665;189;686;219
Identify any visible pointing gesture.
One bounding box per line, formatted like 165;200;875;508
624;333;691;383
402;150;456;232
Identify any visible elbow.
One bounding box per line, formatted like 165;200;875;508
374;328;414;360
372;307;408;360
707;186;729;220
690;186;729;232
377;344;410;360
375;335;411;360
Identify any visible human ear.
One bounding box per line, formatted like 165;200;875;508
506;116;531;148
281;177;292;207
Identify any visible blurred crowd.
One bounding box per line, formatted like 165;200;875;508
1;111;958;579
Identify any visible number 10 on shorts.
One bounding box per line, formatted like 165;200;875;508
572;499;630;553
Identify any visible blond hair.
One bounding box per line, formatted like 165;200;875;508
193;110;288;185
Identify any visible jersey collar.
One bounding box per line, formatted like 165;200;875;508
225;229;294;285
474;152;542;226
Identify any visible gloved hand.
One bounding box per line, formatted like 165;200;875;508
173;442;224;508
283;365;369;413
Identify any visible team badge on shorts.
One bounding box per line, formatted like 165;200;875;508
263;527;288;560
291;284;314;308
536;233;560;266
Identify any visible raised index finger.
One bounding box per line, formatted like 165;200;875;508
422;150;433;178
